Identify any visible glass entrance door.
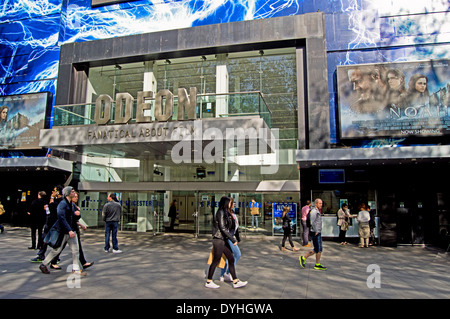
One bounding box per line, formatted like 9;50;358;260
120;191;165;234
172;192;197;233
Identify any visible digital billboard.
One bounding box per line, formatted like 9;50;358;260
0;92;50;150
337;59;450;139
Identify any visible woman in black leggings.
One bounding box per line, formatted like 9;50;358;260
281;206;300;252
205;196;247;289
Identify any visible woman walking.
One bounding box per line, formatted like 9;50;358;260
205;196;247;289
219;198;242;282
281;206;300;252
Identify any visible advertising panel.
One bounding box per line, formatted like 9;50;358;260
337;59;450;139
272;202;297;236
0;92;50;150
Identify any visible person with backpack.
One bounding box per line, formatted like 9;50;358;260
299;198;327;270
301;200;312;247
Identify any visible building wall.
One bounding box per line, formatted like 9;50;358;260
1;0;449;143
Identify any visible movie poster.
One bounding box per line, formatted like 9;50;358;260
272;202;297;236
337;59;450;139
0;92;49;150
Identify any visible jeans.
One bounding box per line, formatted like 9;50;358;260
311;232;323;253
43;233;82;271
220;239;241;277
252;215;258;228
282;227;295;248
301;220;309;245
105;221;119;251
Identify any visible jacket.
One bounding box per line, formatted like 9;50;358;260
310;207;322;234
229;212;241;242
46;197;62;229
212;208;236;244
102;200;122;222
29;198;47;226
54;198;76;234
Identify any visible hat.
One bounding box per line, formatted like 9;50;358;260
62;186;73;197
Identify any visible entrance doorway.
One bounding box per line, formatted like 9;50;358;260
172;194;197;233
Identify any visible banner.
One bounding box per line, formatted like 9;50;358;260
337;59;449;139
272;202;297;236
0;92;49;150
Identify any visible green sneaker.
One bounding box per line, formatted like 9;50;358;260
299;256;306;268
314;264;327;270
30;257;43;263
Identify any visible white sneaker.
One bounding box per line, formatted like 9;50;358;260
223;272;233;282
232;280;248;289
205;281;220;289
104;249;109;253
112;249;122;254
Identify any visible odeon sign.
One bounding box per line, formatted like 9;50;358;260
94;87;197;125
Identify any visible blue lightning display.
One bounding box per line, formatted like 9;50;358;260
0;0;449;142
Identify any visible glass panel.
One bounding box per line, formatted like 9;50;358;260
53;92;269;127
197;192;300;237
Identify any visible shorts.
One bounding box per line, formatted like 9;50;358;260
311;232;323;253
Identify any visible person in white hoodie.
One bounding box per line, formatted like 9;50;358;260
357;203;371;248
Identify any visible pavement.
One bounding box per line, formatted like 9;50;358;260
1;226;449;302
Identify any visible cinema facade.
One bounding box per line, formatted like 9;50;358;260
1;6;449;247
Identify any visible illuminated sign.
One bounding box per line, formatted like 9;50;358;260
337;59;450;139
94;87;197;124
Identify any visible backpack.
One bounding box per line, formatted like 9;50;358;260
306;208;312;228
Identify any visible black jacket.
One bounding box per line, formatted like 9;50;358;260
29;198;47;226
54;198;77;234
46;197;62;229
212;208;236;244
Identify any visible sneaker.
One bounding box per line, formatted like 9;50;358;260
314;264;327;270
39;264;50;274
104;249;110;253
232;280;248;289
299;256;306;268
30;257;43;263
112;249;122;254
222;272;232;282
205;281;220;289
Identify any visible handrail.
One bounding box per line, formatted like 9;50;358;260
54;91;272;115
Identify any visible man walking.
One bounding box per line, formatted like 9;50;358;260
31;185;63;263
27;191;47;250
299;198;327;270
39;186;85;276
102;193;122;253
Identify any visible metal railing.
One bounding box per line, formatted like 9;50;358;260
52;91;271;128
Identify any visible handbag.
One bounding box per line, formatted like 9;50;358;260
341;220;349;231
43;226;64;249
206;248;227;269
